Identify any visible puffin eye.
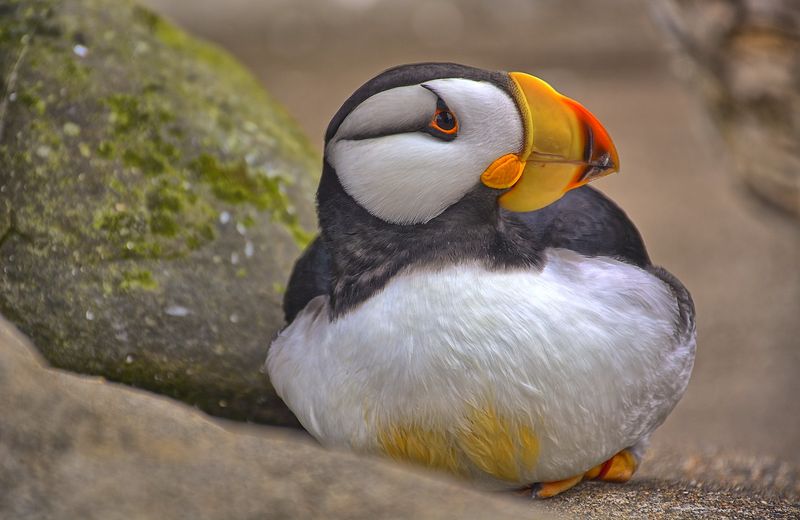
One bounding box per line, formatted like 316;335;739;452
433;109;457;133
426;100;458;141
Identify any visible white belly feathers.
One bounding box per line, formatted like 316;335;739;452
266;248;695;486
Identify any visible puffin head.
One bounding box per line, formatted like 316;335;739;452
322;63;619;225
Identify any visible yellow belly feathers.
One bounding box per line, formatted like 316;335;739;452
377;405;539;482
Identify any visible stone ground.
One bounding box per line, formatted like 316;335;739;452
141;0;800;466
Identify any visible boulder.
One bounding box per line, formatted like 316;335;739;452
0;0;320;424
0;316;540;519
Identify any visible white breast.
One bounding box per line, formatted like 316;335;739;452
266;249;695;485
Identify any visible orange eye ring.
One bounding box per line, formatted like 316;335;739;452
430;108;458;135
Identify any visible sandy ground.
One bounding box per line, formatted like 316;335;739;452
141;0;800;465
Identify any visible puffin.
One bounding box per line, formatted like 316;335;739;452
266;63;696;498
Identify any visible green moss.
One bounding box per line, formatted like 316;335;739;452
241;214;256;228
146;183;183;213
29;118;64;155
110;4;318;248
88;86;222;258
58;53;89;85
119;268;159;292
148;211;178;236
91;175;217;259
17;88;47;115
123;240;163;259
191;153;312;247
192;154;267;206
93;208;145;237
122;149;168;176
97;141;115;158
106;94;149;134
102;93;180;173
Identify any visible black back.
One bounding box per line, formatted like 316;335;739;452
509;185;650;268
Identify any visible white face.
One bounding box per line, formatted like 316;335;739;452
326;78;524;225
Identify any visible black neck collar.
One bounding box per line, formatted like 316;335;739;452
317;161;543;317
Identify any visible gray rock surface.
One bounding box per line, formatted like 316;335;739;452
0;0;319;424
541;480;799;519
639;446;800;499
0;316;541;520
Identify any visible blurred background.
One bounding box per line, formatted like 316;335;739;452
140;0;799;464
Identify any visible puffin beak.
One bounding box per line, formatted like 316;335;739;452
480;72;620;212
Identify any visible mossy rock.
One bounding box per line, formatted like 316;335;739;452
0;0;319;425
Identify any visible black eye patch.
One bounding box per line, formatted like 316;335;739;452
336;86;458;142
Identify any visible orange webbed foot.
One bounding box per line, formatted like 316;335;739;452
523;447;640;499
584;448;638;483
529;475;584;499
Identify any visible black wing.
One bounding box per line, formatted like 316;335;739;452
513;185;695;340
507;185;651;268
647;265;697;343
283;237;332;324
